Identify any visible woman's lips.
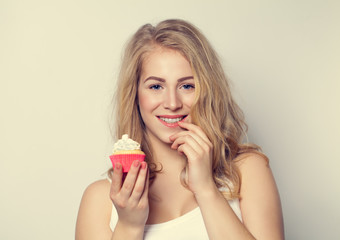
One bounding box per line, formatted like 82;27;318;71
157;115;187;128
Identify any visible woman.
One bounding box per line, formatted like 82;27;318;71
76;19;284;240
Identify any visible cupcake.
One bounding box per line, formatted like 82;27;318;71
109;134;145;172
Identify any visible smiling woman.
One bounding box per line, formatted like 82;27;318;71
138;48;195;142
75;19;284;240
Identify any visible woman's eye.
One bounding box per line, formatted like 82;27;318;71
182;84;195;90
150;84;162;90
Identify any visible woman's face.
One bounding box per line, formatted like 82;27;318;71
138;47;195;145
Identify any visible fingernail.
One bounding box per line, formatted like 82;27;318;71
134;160;140;167
141;162;147;169
115;163;121;170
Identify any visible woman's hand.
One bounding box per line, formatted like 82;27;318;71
169;121;216;196
109;160;149;231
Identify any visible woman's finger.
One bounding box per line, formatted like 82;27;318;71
130;162;148;203
171;132;211;156
171;122;211;148
110;162;123;195
178;121;211;143
177;142;200;163
139;167;150;207
171;134;201;153
119;160;141;199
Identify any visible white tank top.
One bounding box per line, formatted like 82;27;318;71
108;179;243;239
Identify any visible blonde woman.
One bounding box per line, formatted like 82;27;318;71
76;19;284;240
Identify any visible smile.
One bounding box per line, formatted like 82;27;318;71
157;115;187;127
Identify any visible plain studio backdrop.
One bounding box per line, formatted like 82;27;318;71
1;0;339;239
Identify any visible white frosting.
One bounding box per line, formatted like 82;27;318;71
113;134;141;152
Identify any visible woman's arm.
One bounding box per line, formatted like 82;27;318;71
170;122;284;240
75;180;113;240
196;154;284;240
237;154;284;239
109;161;149;240
75;161;149;240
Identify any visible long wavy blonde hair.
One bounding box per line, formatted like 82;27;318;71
109;19;266;199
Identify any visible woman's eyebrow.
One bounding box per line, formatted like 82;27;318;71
143;76;165;82
143;76;193;83
177;76;194;82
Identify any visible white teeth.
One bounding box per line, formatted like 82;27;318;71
159;117;183;123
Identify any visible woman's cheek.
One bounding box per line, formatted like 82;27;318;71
138;92;159;112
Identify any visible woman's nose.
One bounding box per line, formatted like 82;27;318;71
163;89;183;111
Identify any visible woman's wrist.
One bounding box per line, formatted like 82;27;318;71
112;220;145;240
194;182;221;204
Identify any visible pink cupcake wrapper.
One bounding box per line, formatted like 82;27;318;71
110;154;145;172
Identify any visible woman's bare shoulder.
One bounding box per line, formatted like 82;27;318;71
79;179;112;216
235;152;284;239
84;179;111;197
76;179;113;240
235;152;276;197
235;152;269;169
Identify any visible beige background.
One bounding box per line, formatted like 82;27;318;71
1;0;339;239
